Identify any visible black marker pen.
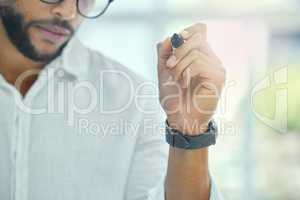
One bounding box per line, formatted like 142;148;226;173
171;33;185;49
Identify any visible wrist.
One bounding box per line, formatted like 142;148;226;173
167;115;210;135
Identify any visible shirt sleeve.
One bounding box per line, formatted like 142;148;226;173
124;102;224;200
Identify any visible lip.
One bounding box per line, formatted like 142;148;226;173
36;24;71;37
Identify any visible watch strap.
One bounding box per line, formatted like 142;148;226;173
165;120;218;150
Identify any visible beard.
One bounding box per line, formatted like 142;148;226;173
0;5;75;63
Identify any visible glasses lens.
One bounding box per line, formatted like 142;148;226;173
78;0;110;18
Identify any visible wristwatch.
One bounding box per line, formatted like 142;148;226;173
165;119;218;150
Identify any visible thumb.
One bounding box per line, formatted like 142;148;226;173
157;37;174;86
157;37;173;62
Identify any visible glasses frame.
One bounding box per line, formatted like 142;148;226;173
40;0;114;19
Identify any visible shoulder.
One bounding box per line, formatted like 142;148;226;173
75;40;148;87
74;38;162;108
69;38;166;124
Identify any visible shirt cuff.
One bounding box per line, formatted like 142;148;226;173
146;174;224;200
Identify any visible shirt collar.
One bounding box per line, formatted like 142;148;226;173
47;35;90;80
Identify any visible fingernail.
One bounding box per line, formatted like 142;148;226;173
180;30;189;39
166;55;177;68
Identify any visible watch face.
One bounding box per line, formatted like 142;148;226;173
208;120;218;143
211;120;218;136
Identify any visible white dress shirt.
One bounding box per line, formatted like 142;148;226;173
0;36;223;200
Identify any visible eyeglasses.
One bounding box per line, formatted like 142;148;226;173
40;0;114;19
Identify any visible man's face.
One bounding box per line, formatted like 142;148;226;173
0;0;83;62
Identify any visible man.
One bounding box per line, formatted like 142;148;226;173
0;0;225;200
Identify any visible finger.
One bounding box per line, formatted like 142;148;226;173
166;33;209;68
157;37;173;61
183;66;212;90
182;67;191;89
178;58;211;89
157;37;173;73
178;30;191;41
170;23;207;53
182;60;208;89
183;60;226;89
182;23;207;41
180;24;220;60
169;50;210;81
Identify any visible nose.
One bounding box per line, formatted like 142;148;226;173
51;0;77;20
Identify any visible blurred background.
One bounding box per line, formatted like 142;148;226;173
77;0;300;199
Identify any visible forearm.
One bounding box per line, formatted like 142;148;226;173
157;22;225;200
165;147;210;200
